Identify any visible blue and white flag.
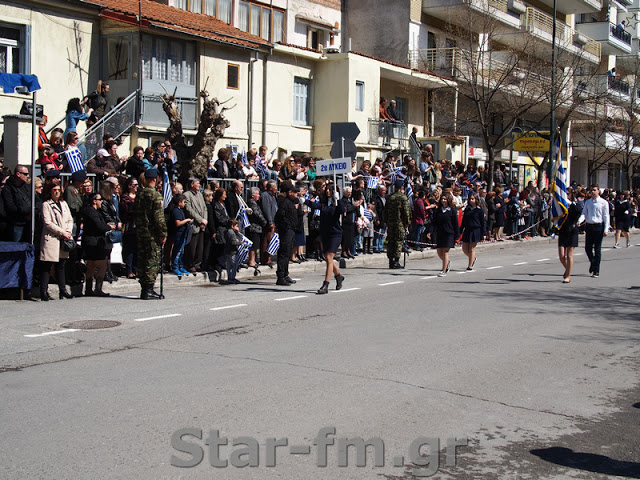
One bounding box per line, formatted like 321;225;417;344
267;232;280;255
406;183;413;200
241;148;248;166
255;160;268;179
363;208;373;221
237;205;250;229
66;147;85;173
163;169;173;208
367;176;379;189
268;147;278;164
389;167;403;184
236;235;253;265
551;138;569;228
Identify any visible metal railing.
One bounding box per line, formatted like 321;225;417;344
608;75;631;96
78;90;139;162
368;119;408;146
463;0;508;13
524;8;601;59
610;23;632;45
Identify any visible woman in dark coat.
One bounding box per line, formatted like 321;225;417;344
557;188;583;283
81;193;113;296
246;187;266;269
119;176;138;278
340;187;357;258
486;191;497;240
99;180;121;283
211;187;230;280
461;193;486;271
317;182;345;294
432;192;459;277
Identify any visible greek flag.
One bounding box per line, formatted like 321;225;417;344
255;160;268;179
367;176;378;189
241;148;248;166
66;147;85;173
231;146;238;161
268;147;278;164
363;208;373;221
406;183;413;199
237;205;250;229
267;232;280;255
237;235;253;265
551;138;569;228
163;169;173;208
389;167;403;184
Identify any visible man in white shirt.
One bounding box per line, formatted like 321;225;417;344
578;185;610;277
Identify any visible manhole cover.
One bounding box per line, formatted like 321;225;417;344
61;320;121;330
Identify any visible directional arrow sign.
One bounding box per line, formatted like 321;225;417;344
331;122;360;142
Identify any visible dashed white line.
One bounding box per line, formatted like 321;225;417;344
134;313;182;322
210;304;248;311
536;258;550;262
332;287;361;293
378;281;404;286
513;261;528;266
486;266;503;270
274;295;308;301
574;253;584;256
421;276;437;280
24;329;80;338
456;271;467;275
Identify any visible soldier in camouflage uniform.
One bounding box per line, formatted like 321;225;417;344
384;177;411;269
135;168;167;300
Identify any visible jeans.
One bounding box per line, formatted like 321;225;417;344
585;223;604;273
122;232;137;275
374;226;386;252
413;224;425;248
226;253;238;281
171;232;187;271
10;224;25;242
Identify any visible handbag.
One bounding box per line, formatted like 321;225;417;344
108;229;123;243
62;238;77;252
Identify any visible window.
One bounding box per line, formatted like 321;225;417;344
227;63;239;89
178;0;230;22
308;28;324;50
107;36;129;80
142;35;195;85
293;77;310;125
394;97;406;122
355;81;365;111
238;1;284;42
0;24;28;74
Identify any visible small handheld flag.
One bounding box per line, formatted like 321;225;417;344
236;235;253;264
66;147;85;173
163;169;173;208
237;205;250;229
367;176;379;189
267;232;280;255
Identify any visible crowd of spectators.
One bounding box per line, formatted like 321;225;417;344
1;108;639;299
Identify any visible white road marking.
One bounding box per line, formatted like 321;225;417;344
274;295;308;301
537;258;550;262
378;281;404;286
210;304;248;311
456;271;467;275
124;295;139;299
486;266;503;270
514;261;528;265
291;278;302;281
134;313;182;322
574;253;584;256
420;276;437;279
331;288;361;293
25;329;80;338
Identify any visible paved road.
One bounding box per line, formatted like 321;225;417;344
1;237;639;479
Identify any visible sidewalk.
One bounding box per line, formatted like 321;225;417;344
102;235;558;293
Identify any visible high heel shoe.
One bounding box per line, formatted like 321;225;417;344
316;281;329;294
59;288;73;299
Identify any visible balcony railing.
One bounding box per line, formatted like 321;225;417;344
368;119;408;146
608;75;631;96
463;0;509;12
525;8;601;59
610;23;632;45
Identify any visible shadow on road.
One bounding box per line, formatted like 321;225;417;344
530;447;640;479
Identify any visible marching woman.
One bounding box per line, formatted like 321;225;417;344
557;188;582;283
613;191;631;248
317;181;346;294
39;184;74;300
460;193;486;271
432;192;459;277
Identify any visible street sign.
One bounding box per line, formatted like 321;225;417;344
330;139;357;160
331;122;360;142
513;132;550;152
316;158;351;176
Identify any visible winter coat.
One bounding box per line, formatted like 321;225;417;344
1;175;31;226
40;200;73;262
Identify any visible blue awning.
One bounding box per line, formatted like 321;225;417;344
0;73;41;94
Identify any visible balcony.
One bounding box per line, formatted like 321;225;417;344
575;22;632;55
588;75;632;103
139;94;198;130
421;0;521;34
532;0;601;14
368;119;408;147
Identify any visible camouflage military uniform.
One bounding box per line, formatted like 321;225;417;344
384;189;411;266
135;186;167;290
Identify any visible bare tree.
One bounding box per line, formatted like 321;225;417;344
161;85;233;184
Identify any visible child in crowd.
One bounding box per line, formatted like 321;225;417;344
362;203;375;254
224;218;244;284
170;194;193;276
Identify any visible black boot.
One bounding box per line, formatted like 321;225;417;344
335;274;344;290
316;281;329;294
140;285;160;300
94;280;110;297
84;279;94;297
59;286;73;299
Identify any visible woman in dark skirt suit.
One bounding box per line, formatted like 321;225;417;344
614;191;631;248
461;193;486;270
432;192;459;277
557;188;582;283
317;182;346;294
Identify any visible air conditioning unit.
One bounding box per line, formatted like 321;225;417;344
325;46;340;54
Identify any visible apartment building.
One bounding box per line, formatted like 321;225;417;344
343;0;640;189
1;0;454;173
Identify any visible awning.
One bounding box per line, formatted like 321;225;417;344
0;73;41;93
